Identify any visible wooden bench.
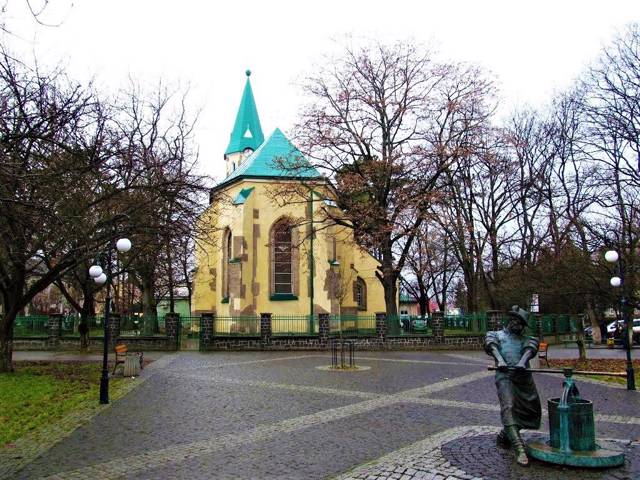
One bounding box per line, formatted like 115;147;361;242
113;343;144;376
538;342;549;367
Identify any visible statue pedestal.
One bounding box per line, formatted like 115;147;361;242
527;376;625;468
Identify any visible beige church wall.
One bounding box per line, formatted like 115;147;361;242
192;206;220;314
193;179;391;320
250;181;331;317
221;182;253;317
192;182;249;316
333;226;386;317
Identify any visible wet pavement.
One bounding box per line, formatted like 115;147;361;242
5;350;640;479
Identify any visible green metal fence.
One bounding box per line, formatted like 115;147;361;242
14;315;49;337
214;316;261;336
120;316;166;337
538;314;583;336
272;315;318;336
10;312;587;342
392;316;432;336
178;316;201;350
329;315;376;337
60;316;104;337
444;313;490;336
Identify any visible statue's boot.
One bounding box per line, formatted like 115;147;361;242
506;425;529;467
496;429;511;448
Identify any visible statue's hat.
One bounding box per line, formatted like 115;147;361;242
507;305;529;326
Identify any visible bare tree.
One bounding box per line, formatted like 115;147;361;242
112;81;209;332
0;49;124;371
581;23;640;337
0;49;209;370
288;42;496;316
403;220;458;314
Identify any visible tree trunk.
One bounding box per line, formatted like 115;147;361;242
576;315;587;362
585;302;601;344
0;310;16;373
377;240;399;318
186;283;192;316
79;288;95;350
383;273;398;317
419;298;427;317
463;268;477;313
167;240;175;313
417;278;428;317
141;276;158;335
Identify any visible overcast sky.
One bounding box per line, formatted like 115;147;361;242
3;0;640;181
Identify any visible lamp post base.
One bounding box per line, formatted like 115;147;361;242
99;372;109;404
626;364;636;391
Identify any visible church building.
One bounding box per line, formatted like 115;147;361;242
192;71;388;320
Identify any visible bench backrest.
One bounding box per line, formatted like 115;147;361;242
115;344;128;355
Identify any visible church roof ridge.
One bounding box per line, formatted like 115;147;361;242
225;70;264;155
215;128;322;191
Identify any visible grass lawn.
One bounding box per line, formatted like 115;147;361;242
0;362;131;447
548;358;640;386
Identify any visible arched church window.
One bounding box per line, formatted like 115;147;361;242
355;277;367;310
273;222;292;294
223;229;232;298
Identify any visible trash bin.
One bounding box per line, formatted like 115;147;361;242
123;355;141;377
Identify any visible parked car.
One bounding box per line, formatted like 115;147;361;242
607;320;625;336
606;319;640;344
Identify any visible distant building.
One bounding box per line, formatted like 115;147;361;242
192;71;391;317
157;286;191;318
399;293;439;317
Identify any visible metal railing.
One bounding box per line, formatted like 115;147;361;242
392;315;432;336
331;338;355;368
60;316;104;337
13;315;49;337
10;311;588;341
214;316;260;336
179;316;201;337
538;314;583;335
120;316;166;337
271;315;318;336
329;315;376;337
444;313;490;335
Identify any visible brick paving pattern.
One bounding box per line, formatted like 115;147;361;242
4;350;639;479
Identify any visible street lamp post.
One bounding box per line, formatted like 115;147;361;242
89;237;132;404
604;249;636;391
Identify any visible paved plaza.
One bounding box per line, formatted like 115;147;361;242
5;350;640;479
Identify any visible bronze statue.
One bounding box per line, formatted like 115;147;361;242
485;306;542;466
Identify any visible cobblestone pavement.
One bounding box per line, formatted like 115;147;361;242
6;350;640;480
0;354;177;480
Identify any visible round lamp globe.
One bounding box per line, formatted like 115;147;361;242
89;265;103;278
605;250;619;263
116;238;132;253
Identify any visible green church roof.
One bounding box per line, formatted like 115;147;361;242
218;128;321;189
225;70;264;155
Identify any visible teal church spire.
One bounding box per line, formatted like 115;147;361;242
225;70;265;156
